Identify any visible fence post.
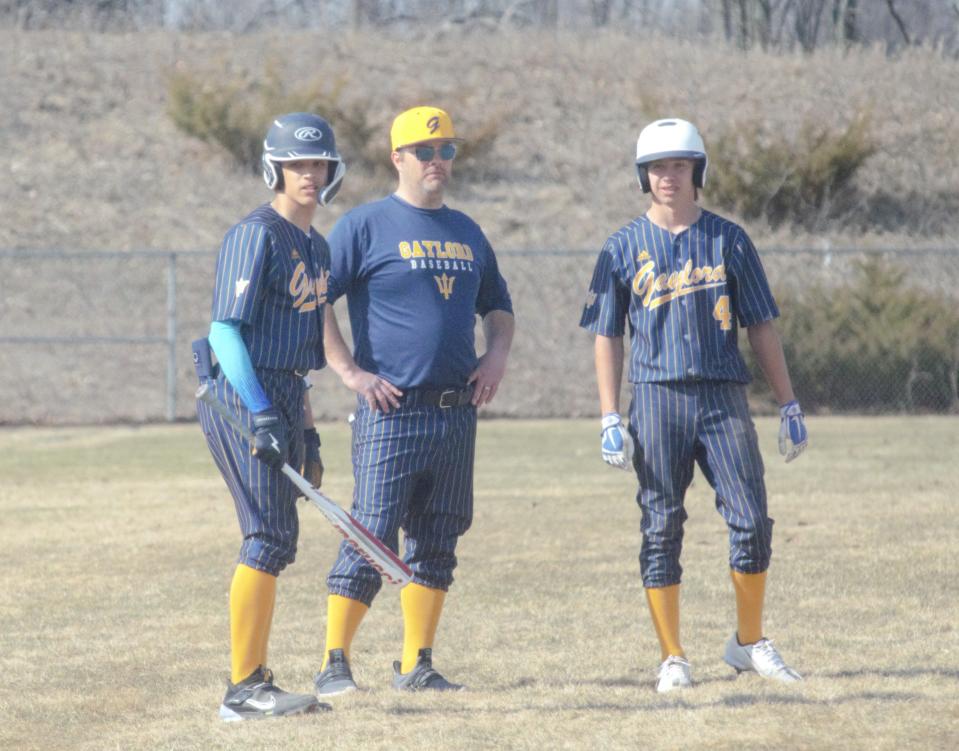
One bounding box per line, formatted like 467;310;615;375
166;252;177;421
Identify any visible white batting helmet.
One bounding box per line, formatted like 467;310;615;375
634;118;708;193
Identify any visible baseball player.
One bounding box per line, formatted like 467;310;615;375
580;118;808;693
195;112;345;720
312;106;514;695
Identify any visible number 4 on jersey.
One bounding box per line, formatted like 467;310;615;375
713;295;732;331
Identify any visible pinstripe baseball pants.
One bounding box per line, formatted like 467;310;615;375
197;371;307;576
629;381;772;588
327;394;477;606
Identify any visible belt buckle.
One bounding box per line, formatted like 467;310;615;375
438;389;457;408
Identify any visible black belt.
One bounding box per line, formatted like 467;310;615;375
406;386;474;408
256;366;310;378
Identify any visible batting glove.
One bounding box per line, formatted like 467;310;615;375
302;427;324;488
251;408;289;469
778;400;808;463
601;412;635;471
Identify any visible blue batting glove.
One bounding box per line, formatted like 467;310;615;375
601;412;635;471
778;400;808;463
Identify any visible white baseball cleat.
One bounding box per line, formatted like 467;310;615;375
723;634;802;682
656;655;692;693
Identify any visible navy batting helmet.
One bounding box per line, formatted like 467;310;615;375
262;112;346;206
634;118;708;194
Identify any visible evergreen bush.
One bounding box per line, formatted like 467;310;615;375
762;257;959;413
709;114;876;230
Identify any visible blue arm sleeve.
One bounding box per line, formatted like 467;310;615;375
208;320;272;414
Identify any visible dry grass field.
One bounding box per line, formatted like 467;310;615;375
1;416;957;750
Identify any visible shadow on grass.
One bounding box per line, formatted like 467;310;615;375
385;687;925;716
817;667;959;681
558;666;959;690
383;672;929;716
667;689;925;710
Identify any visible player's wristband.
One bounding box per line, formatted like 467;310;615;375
780;400;803;418
601;412;623;430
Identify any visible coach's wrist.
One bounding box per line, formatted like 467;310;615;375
340;363;368;387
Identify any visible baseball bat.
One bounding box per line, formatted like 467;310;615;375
196;383;412;586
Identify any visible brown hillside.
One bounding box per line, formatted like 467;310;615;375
2;28;958;251
2;29;958;424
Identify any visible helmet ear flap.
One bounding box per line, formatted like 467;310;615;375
693;159;707;189
636;164;651;193
319;160;346;206
262;155;283;191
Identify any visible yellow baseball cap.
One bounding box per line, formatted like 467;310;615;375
390;106;463;151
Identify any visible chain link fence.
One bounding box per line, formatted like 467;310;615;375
1;247;957;425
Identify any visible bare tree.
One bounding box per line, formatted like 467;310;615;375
718;0;777;50
833;0;858;44
793;0;828;51
591;0;612;25
5;0;959;47
720;0;730;39
884;0;911;44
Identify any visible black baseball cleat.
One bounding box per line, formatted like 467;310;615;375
314;648;359;696
391;648;465;692
219;666;331;722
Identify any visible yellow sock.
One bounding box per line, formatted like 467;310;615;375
229;564;277;684
258;586;275;669
731;569;767;645
322;594;369;669
645;585;683;661
400;583;446;673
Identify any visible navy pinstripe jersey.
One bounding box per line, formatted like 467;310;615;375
211;204;329;371
579;209;779;384
327;194;513;389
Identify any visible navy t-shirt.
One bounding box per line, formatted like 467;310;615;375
327;195;513;389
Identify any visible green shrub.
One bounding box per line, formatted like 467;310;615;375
708;114;876;230
167;69;258;172
759;257;959;413
167;64;502;181
453;111;507;179
167;63;384;175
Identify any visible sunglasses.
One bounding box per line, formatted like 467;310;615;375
409;143;458;162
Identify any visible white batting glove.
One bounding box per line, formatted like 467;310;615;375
778;400;808;463
601;412;635;471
